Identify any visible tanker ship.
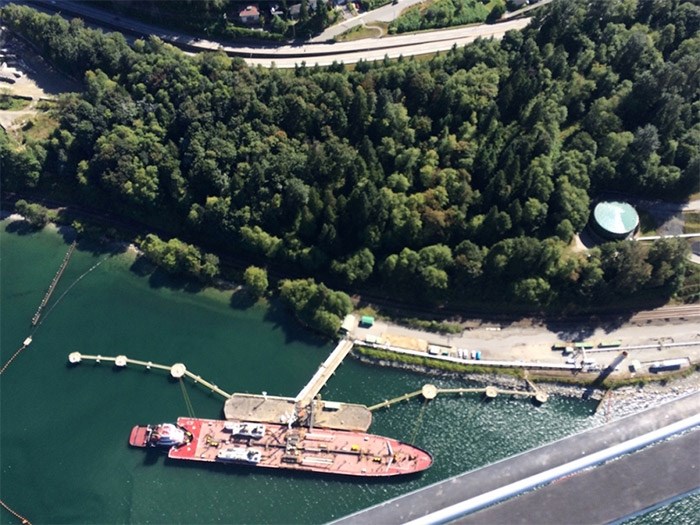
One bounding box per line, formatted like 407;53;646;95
129;417;432;477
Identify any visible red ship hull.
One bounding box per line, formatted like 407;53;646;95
129;425;151;447
131;417;432;477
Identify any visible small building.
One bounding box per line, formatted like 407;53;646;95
364;334;384;345
339;314;357;334
649;358;689;373
238;5;261;24
360;315;374;327
589;201;640;240
288;0;318;19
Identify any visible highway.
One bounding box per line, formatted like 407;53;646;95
12;0;531;67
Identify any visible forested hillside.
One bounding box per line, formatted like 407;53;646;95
1;0;698;311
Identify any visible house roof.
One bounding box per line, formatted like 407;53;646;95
239;5;260;16
289;0;318;15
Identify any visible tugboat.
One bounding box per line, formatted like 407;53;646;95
129;423;192;449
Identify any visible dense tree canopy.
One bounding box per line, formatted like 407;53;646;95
141;233;220;281
13;199;50;228
389;0;495;35
279;278;353;335
1;0;697;311
243;266;270;298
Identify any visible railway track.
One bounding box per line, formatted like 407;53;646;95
630;305;700;322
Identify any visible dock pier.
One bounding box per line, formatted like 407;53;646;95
67;352;231;399
525;377;549;404
32;241;76;326
224;393;373;431
367;383;546;411
295;339;354;407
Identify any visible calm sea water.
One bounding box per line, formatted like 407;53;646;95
1;223;696;524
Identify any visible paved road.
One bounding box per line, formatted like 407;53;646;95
334;392;700;524
313;0;555;42
310;0;427;42
501;0;553;20
354;305;700;378
246;21;530;67
14;0;530;67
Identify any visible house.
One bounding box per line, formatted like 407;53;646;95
288;0;318;19
238;5;261;24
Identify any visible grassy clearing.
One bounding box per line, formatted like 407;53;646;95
355;305;379;318
601;365;699;389
0;93;32;110
683;211;700;234
527;364;699;389
355;345;525;378
676;263;700;304
396;317;463;334
335;23;386;41
389;0;502;34
21;111;58;143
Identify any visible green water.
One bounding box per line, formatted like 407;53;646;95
0;224;693;524
620;492;700;525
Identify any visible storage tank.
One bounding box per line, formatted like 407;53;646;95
590;201;640;240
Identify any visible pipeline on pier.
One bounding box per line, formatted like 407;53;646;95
367;383;547;411
67;352;231;399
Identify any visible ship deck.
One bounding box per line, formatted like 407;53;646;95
168;417;431;477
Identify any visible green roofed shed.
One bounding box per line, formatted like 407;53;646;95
591;201;639;240
360;315;375;327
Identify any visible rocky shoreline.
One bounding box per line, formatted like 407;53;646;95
354;353;700;423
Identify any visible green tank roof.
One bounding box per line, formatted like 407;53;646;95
592;201;639;236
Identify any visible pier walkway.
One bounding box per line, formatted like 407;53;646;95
367;384;546;411
334;391;700;524
295;339;354;407
67;352;231;399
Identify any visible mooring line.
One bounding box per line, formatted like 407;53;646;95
410;398;429;445
0;344;30;375
1;247;108;525
0;498;31;524
1;257;108;376
36;257;107;327
179;378;196;418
